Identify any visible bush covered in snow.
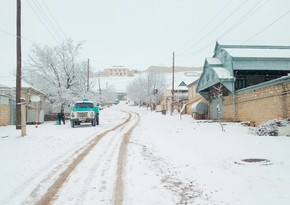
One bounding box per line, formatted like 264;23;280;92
255;119;290;136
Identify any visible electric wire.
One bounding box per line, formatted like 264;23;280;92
40;0;68;40
177;0;249;56
26;0;61;44
31;0;66;41
29;0;66;42
242;10;290;44
27;1;116;70
176;0;270;63
175;0;233;53
0;28;44;45
9;1;286;71
179;0;266;57
200;3;287;55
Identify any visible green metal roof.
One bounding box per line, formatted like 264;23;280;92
197;67;234;99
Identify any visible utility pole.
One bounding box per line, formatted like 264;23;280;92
98;77;102;105
171;52;175;115
16;0;21;129
87;58;90;92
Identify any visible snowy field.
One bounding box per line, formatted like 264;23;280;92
1;103;290;205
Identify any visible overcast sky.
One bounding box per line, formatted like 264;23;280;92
1;0;290;74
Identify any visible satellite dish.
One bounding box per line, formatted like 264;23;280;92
30;95;40;102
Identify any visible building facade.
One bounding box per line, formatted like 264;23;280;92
196;42;290;126
0;75;46;126
0;95;10;125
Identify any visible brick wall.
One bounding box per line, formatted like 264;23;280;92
0;104;10;126
223;82;290;126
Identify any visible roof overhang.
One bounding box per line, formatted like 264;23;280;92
196;67;234;100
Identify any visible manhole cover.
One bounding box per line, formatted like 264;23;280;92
235;158;272;165
241;158;270;163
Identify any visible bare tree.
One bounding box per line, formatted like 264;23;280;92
24;39;97;108
100;85;117;106
127;72;166;108
212;84;225;132
127;76;147;106
146;72;166;110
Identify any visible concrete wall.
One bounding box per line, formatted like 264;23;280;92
222;81;290;126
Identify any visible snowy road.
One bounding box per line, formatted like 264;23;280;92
1;104;290;205
0;109;139;205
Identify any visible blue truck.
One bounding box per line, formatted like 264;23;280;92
70;100;99;128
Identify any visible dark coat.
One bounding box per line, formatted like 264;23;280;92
57;112;64;119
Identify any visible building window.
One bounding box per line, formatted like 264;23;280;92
235;76;246;90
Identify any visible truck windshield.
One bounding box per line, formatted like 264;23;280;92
75;103;94;108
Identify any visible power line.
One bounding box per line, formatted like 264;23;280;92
221;0;269;39
0;27;126;71
31;0;66;41
40;0;68;40
177;6;288;64
2;1;67;46
177;0;250;56
176;0;270;62
0;28;43;44
26;0;61;44
175;0;233;53
242;10;290;44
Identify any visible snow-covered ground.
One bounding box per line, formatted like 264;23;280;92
1;103;290;205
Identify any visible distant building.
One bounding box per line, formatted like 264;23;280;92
97;68;137;77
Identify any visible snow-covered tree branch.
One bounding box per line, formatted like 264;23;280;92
127;72;166;108
23;39;97;109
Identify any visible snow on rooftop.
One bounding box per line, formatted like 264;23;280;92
225;48;290;58
212;67;233;79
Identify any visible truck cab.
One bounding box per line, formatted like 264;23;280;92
70;100;99;128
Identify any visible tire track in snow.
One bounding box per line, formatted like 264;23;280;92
32;112;133;205
4;131;100;205
114;112;140;205
71;123;131;204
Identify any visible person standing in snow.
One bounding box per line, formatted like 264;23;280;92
57;110;65;125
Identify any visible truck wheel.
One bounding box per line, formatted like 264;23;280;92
71;121;75;128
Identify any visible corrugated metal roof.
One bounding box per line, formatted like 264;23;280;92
225;48;290;58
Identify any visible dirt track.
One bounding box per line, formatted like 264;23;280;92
29;111;139;205
114;112;140;205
